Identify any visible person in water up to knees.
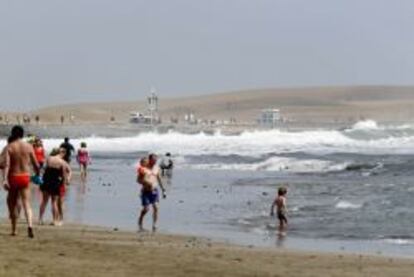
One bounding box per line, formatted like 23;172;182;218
76;141;91;183
1;125;40;238
137;154;166;232
270;186;288;233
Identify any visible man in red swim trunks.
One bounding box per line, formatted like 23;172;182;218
1;125;39;238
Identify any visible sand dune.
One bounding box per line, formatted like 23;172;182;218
9;86;414;125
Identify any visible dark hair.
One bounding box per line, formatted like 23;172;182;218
166;152;171;156
8;125;24;144
149;153;157;160
64;137;69;142
278;187;287;196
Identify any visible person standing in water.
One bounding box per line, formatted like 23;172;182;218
33;137;46;170
60;137;75;164
1;125;39;237
39;148;71;226
137;154;167;232
76;142;91;182
270;187;288;233
159;152;174;177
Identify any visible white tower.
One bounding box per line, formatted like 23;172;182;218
147;87;159;125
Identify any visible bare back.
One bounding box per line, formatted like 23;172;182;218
5;140;38;176
276;196;287;213
48;155;71;184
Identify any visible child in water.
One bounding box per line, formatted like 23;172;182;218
270;187;288;232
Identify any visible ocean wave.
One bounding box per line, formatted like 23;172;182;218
382;239;414;245
349;119;380;131
184;156;348;173
2;122;414;155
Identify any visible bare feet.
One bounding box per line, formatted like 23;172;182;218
138;225;147;233
28;227;34;238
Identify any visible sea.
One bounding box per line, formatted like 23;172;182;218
2;119;414;257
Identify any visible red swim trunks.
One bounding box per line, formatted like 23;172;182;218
8;174;30;190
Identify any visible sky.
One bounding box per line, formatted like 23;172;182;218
1;0;414;111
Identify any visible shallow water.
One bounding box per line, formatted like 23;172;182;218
2;120;414;257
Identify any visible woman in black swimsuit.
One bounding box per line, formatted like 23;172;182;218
38;148;70;226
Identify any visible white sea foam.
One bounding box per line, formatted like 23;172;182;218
335;201;362;209
383;239;414;245
185;156;348;173
2;121;414;155
349;119;379;131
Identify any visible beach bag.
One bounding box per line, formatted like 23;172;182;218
31;175;43;186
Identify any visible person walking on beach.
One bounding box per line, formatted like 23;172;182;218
60;137;75;163
76;142;91;183
137;154;167;232
0;125;39;237
270;187;288;233
39;148;71;226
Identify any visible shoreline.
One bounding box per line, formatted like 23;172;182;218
0;221;413;277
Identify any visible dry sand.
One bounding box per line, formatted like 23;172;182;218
17;85;414;125
0;221;413;277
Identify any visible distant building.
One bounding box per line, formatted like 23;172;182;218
258;108;282;128
129;87;160;125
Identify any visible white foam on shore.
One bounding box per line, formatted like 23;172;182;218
383;239;414;246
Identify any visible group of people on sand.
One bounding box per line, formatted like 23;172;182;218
0;126;91;237
0;124;286;239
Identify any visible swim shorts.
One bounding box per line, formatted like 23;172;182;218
277;211;288;223
8;174;30;190
141;189;159;207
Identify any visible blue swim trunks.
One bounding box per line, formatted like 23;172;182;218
141;189;159;207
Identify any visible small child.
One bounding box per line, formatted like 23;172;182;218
270;187;288;232
137;157;152;189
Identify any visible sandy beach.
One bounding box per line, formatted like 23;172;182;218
1;86;414;276
0;221;412;277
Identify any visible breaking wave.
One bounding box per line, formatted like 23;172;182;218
2;120;414;156
185;156;348;173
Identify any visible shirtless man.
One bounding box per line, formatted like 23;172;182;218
1;125;39;238
137;154;166;232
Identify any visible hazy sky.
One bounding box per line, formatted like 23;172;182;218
1;0;413;110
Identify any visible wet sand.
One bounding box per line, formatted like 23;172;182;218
0;221;413;277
